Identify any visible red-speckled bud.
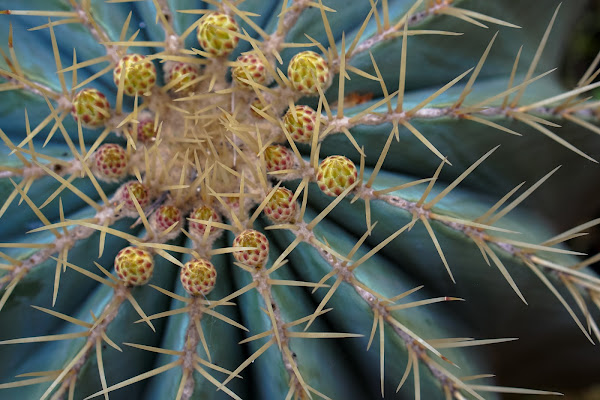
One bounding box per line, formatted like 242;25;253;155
197;12;239;57
151;205;182;236
232;52;267;89
93;143;129;182
287;51;331;95
264;145;294;172
316;155;357;197
264;187;297;223
283;105;317;143
233;229;269;268
181;258;217;296
71;88;111;128
189;206;221;238
115;246;154;286
113;53;156;96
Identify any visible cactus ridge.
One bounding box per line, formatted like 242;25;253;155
0;1;599;400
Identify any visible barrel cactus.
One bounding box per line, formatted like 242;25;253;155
1;0;600;399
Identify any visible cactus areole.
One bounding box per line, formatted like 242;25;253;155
1;2;600;400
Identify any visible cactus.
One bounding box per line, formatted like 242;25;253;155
1;1;600;399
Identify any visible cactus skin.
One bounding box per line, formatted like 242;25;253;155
1;1;600;400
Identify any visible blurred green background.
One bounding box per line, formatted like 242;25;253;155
521;2;600;398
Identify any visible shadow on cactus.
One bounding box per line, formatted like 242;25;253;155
0;0;599;399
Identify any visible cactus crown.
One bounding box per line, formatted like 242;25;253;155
1;1;600;400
